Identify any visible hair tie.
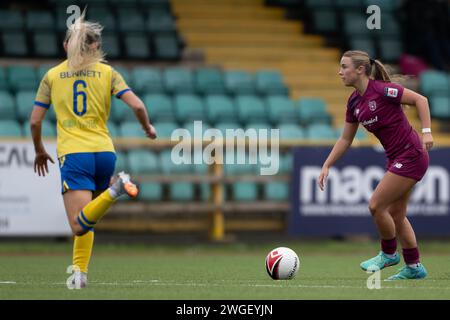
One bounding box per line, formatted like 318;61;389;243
369;58;375;65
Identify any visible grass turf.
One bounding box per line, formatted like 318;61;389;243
1;240;450;300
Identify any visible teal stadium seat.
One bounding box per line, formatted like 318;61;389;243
255;70;289;96
153;121;178;138
22;120;56;137
0;120;22;137
128;150;162;201
379;39;403;63
195;68;226;95
87;7;117;32
0;10;24;31
350;38;376;59
419;71;450;97
306;123;337;140
26;11;55;31
102;33;121;60
119;121;146;137
33;33;59;58
174;94;205;123
113;66;132;87
8;66;37;92
164;68;194;94
143;93;175;122
2;32;28;57
236;95;267;124
131;67;164;93
154;33;180;61
146;9;176;33
114;151;128;173
0;68;8;90
266;96;298;125
263;153;292;201
225;71;255;95
298;98;331;125
343;13;369;37
160;150;194;201
363;0;402;12
430;96;450;119
118;9;145;32
225;154;258;202
278;124;305;139
304;0;333;9
107;122;119;137
37;64;54;80
124;34;151;59
110;97;135;123
15;91;35;121
0;91;16;120
337;126;368;141
312;9;338;34
205;95;237;124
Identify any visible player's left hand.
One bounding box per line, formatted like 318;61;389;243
34;151;55;177
422;133;433;151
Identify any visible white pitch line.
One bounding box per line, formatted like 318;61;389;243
0;281;16;284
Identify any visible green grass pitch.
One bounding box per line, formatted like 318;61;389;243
1;239;450;300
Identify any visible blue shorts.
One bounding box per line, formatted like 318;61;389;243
59;152;116;194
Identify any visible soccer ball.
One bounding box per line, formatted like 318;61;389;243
265;247;300;280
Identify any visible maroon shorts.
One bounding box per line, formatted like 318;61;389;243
386;147;429;181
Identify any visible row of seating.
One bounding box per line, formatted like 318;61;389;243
114;149;293;201
0;65;289;96
1;90;331;126
419;70;450;120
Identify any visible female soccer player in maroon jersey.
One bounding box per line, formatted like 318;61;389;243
318;50;433;280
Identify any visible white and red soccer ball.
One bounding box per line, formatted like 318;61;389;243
265;247;300;280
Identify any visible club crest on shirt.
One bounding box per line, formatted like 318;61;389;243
384;87;398;98
368;100;377;111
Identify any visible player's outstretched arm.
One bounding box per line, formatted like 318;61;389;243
120;90;157;139
30;105;54;176
318;121;358;191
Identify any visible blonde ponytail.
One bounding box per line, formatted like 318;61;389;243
65;9;106;71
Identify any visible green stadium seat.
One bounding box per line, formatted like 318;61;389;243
37;64;54;80
16;91;35;121
279;124;305;139
280;152;293;173
225;71;255;95
0;10;24;31
124;34;151;59
87;7;117;32
174;94;205;122
159;149;194;201
264;181;289;201
119;121;146;137
160;149;192;174
143;93;175;122
298;98;331;125
379;39;403;63
146;10;176;33
0;91;16;120
169;182;194;201
153;121;178;138
128;150;159;173
118;9;146;32
113;66;132;87
419;71;450;97
363;0;401;11
236;95;267;124
153;33;180;60
0;120;22;137
349;38;376;59
46;106;57;123
0;67;8;90
312;9;338;34
33;33;59;58
246;121;271;131
110;97;135;123
335;0;364;11
2;32;28;57
430;96;450;119
224;154;258;202
102;33;121;60
337;126;369;141
8;66;37;92
139;182;163;201
114;151;129;173
304;0;333;9
131;67;164;93
306;123;337;140
22;120;56;137
195;68;226;95
343;13;370;37
215;122;242;137
164;68;194;94
205;95;237;124
233;182;258;201
26;11;55;31
255;70;289;96
107;122;119;137
182;121;210;136
266;96;298;125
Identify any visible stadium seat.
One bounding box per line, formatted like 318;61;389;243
266;96;298;125
87;7;117;32
255;70;289;96
363;0;402;12
225;157;258;202
335;0;365;12
117;9;146;32
278;124;305;140
113;66;132;87
22;120;56;137
264;181;289;201
139;182;163;201
110;97;135;123
153;33;181;61
15;91;35;121
102;33;121;60
128;150;160;173
0;10;24;31
225;71;255;95
0;120;22;137
153;121;178;138
32;33;59;58
430;96;450;119
107;122;119;137
312;9;338;34
298;98;332;125
306;123;337;140
195;68;226;95
143;93;175;122
349;38;376;59
164;68;195;94
37;64;54;80
131;67;164;93
378;39;403;63
114;151;129;173
26;11;55;31
174;94;205;123
205;95;237;124
2;32;28;57
124;34;151;59
7;66;37;92
0;67;8;90
119;121;146;137
342;13;370;37
419;71;450;97
337;126;368;141
146;10;176;33
159;149;194;201
0;91;16;120
235;95;267;124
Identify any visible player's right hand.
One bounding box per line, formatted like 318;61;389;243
145;124;157;139
318;166;329;191
34;151;55;177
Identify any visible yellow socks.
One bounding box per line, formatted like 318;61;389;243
77;190;115;231
73;230;94;273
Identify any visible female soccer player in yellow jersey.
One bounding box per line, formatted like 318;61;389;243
30;13;157;289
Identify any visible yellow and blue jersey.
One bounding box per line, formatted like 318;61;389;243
34;60;130;158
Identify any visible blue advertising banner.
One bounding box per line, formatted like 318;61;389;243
289;147;450;236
